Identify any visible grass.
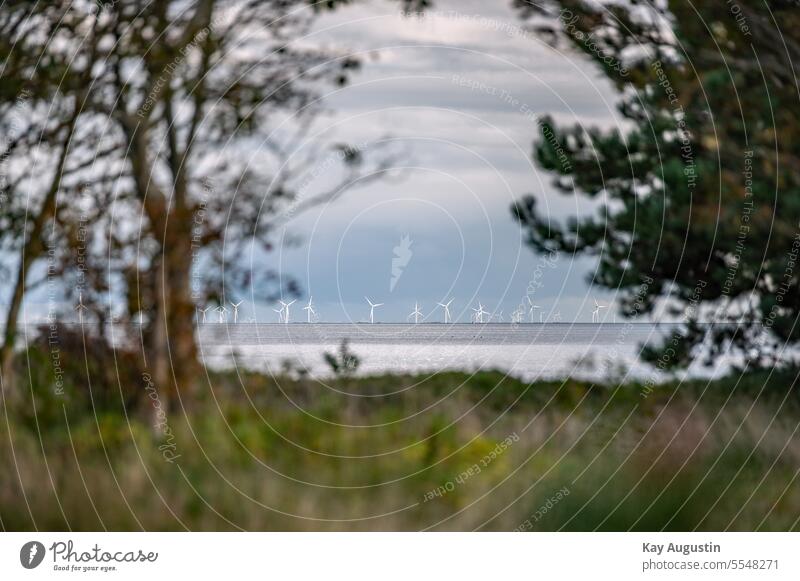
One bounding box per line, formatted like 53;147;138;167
1;335;800;531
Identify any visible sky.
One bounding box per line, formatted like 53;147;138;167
13;0;630;325
261;0;625;324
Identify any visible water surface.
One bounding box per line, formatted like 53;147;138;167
197;322;722;381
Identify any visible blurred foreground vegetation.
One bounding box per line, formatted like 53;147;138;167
2;332;799;531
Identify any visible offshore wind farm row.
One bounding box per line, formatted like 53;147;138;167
190;296;617;324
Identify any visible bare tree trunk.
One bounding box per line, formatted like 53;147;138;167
150;253;170;416
0;119;76;402
150;210;199;412
123;120;200;411
0;249;35;400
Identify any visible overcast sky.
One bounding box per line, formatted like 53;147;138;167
15;0;627;325
260;0;625;323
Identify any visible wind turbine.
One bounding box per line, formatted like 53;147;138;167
303;296;317;323
272;307;285;323
75;292;88;323
216;304;228;323
552;311;562;323
526;297;541;323
592;298;607;323
408;302;423;324
279;299;296;324
198;306;211;323
230;300;243;323
472;302;489;324
438;298;454;324
365;297;383;324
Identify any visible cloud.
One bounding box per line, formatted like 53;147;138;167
268;0;623;320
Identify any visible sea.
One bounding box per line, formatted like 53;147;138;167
196;322;730;382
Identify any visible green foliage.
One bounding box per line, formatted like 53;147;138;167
323;340;361;377
3;341;800;530
512;1;800;369
14;325;144;431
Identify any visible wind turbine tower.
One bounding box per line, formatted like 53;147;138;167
303;297;317;323
75;292;88;323
438;299;454;324
198;306;211;323
472;302;489;324
230;301;243;323
592;298;607;323
526;297;541;323
408;302;423;324
280;299;297;324
365;297;384;324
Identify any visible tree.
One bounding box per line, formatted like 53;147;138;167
512;0;800;369
0;3;107;399
0;0;401;409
